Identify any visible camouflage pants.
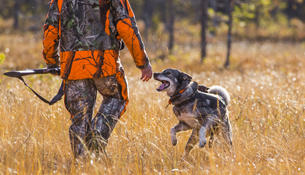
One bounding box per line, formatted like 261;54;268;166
64;72;128;157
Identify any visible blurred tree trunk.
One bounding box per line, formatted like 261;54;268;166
142;0;155;41
254;3;261;38
191;0;200;23
168;0;175;54
14;0;19;29
31;0;38;14
254;4;261;30
299;0;305;22
286;0;298;26
200;0;208;62
210;0;218;36
160;1;167;24
224;0;234;68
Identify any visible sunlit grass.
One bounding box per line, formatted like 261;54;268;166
0;30;305;174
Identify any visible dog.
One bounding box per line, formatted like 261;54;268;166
154;69;232;156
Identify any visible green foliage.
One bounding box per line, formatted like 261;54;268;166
0;0;15;18
0;53;5;65
232;0;291;29
0;0;50;19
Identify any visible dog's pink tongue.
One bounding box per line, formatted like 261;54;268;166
158;83;166;90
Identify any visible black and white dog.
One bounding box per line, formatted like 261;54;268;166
154;69;232;156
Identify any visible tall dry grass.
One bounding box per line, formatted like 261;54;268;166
0;30;305;174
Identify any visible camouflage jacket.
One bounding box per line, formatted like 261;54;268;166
43;0;150;80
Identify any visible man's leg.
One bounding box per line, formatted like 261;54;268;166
90;73;128;152
64;79;97;157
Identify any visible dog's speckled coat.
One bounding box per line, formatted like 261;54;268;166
154;69;232;156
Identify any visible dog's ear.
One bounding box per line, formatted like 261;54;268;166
179;72;192;81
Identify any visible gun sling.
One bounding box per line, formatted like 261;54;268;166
4;67;63;105
17;76;64;105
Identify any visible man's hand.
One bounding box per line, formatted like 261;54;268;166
140;64;153;82
47;64;60;76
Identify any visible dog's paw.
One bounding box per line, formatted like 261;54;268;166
170;128;178;146
199;140;206;148
171;136;178;146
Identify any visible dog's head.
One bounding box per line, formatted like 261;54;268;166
153;69;192;97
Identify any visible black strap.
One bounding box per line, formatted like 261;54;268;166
17;76;64;105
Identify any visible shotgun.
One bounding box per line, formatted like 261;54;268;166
4;67;63;105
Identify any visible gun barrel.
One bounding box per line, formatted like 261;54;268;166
4;71;21;77
4;68;53;77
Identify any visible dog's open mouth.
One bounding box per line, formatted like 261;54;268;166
157;80;170;92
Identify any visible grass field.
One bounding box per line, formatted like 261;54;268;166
0;31;305;174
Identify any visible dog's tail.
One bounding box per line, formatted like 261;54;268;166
208;85;230;106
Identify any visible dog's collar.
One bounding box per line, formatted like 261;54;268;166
166;88;188;108
166;81;199;108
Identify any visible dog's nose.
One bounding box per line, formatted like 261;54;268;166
153;73;159;79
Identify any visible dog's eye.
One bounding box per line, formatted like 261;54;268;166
165;72;171;75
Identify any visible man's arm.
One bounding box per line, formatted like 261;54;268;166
42;0;60;68
111;0;152;81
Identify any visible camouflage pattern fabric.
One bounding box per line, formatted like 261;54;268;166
65;71;128;157
43;0;147;157
42;0;148;157
43;0;150;80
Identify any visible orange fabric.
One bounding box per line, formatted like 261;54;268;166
115;70;128;101
58;0;63;13
119;0;134;17
117;18;148;68
105;10;110;35
43;0;149;80
57;0;63;37
60;50;119;80
115;70;129;116
42;25;59;65
126;0;134;17
119;0;126;9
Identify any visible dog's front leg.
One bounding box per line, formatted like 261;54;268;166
170;122;192;146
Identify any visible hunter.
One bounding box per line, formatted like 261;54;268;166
42;0;152;157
